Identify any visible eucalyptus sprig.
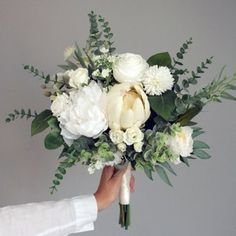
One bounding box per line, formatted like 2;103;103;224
194;68;236;104
5;109;37;123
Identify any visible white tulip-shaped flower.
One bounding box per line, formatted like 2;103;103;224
107;83;150;130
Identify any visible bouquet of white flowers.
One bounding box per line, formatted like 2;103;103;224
6;11;236;229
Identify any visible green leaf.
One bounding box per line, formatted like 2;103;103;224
53;180;60;185
180;156;190;167
58;167;66;175
221;92;236;101
155;165;173;186
48;117;60;132
193;149;211;159
193;140;210;149
144;167;153;180
31;110;52;136
158;161;177;176
148;91;176;120
147;52;172;67
44;132;64;150
176;105;202;126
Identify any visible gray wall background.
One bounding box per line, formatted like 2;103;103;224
0;0;236;235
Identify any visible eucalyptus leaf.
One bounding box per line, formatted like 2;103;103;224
180;156;189;167
144;167;153;180
158;161;177;176
31;110;52;136
147;52;172;67
176;105;202;126
44;132;64;150
193;149;211;159
193;140;210;149
148;91;176;120
155;165;173;186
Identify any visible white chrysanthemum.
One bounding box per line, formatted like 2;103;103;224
143;66;174;96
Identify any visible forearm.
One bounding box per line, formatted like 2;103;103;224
0;195;97;236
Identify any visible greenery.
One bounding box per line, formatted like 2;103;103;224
5;109;37;123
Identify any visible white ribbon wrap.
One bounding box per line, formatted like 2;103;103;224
119;164;131;205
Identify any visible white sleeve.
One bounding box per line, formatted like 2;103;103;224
0;195;98;236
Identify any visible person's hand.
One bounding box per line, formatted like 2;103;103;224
94;166;135;212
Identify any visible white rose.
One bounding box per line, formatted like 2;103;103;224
112;53;149;83
109;129;124;144
51;93;70;117
68;68;90;89
134;142;143;152
107;83;150;130
117;143;127;152
59;81;108;141
168;126;193;163
123;127;144;145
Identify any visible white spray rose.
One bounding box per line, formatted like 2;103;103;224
168;126;193;164
109;129;124;144
51;93;70;117
58;81;108;141
134;142;143;152
107;83;150;130
117;142;127;152
113;53;149;83
68;68;90;89
123;127;144;145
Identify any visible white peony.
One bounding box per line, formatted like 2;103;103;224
68;68;90;89
123;127;144;145
112;53;149;83
107;83;150;130
143;66;174;95
168;126;193;164
109;129;124;144
58;81;108;141
51;93;70;117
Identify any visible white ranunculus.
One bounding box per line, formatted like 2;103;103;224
123;127;144;145
58;81;108;141
51;93;70;117
68;68;90;89
168;126;193;163
107;83;150;130
112;53;149;83
109;129;124;144
134;142;143;152
143;66;174;96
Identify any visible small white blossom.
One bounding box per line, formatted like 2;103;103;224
109;129;124;144
51;93;70;117
101;68;111;78
99;46;109;54
143;66;174;96
68;68;90;89
92;69;100;77
117;142;127;152
123;127;144;145
134;142;143;152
